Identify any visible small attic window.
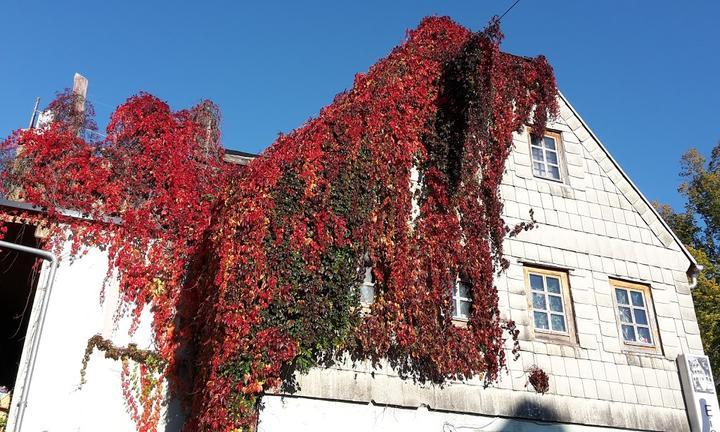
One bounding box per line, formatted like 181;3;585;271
530;131;563;182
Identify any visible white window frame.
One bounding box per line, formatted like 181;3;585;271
359;266;375;307
529;130;564;182
452;278;472;321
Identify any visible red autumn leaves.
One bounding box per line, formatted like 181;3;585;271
0;16;557;432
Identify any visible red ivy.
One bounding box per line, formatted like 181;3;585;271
0;93;229;431
186;16;557;431
0;16;557;432
527;365;550;394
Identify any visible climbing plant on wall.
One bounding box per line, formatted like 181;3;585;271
185;16;557;430
0;16;557;432
0;90;229;431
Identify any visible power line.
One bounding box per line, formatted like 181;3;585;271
499;0;521;21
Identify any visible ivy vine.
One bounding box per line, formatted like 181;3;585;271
0;16;557;432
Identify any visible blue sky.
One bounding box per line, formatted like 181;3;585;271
1;1;718;210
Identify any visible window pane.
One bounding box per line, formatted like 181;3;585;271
532;293;547;310
615;288;629;305
532;147;544;161
637;327;652;344
360;284;375;305
550;314;566;332
529;274;544;291
548;295;563;312
630;291;644;307
459;300;471;318
619;306;633;323
633;308;648;325
543;137;556;150
621;325;636;342
548;166;561;180
545;150;558;165
546;277;561;293
533;163;546;177
534;311;549;330
458;281;470;299
364;267;374;285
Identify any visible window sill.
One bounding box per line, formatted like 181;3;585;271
532;174;564;184
532;329;577;346
535;328;570;337
619;342;662;356
351;304;373;316
452;318;469;328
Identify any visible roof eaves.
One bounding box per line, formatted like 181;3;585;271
224;149;258;166
225;149;259;158
0;197;121;224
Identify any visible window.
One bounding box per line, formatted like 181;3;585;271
359;266;375;306
452;279;472;320
530;131;563;181
610;279;659;351
524;266;576;342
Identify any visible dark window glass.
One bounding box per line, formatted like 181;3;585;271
546;277;561;294
534;311;549;330
622;325;636;342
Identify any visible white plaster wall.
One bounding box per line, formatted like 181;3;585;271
6;245;161;432
259;395;625;432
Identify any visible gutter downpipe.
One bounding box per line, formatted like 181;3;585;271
2;240;59;432
689;264;703;290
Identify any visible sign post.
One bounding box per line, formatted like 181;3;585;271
678;354;720;432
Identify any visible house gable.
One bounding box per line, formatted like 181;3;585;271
504;92;696;276
499;89;705;362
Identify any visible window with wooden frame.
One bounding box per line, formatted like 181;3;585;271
529;130;564;182
610;279;661;354
524;266;576;343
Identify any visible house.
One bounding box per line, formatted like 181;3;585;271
255;91;715;432
1;17;718;432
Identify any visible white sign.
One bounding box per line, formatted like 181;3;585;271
678;354;720;432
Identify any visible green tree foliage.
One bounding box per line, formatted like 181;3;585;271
656;143;720;393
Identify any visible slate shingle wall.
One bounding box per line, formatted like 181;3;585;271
495;95;699;418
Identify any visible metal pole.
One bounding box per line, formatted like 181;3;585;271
1;240;58;432
27;97;40;130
